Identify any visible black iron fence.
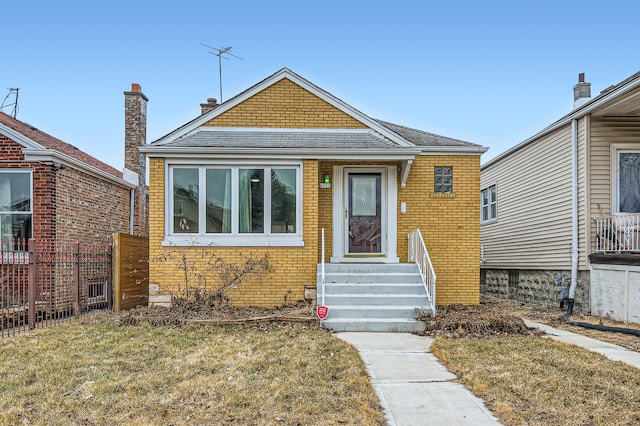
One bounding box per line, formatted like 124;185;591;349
1;238;112;338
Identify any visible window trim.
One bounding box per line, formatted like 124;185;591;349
480;183;497;224
163;160;303;247
434;166;453;194
611;144;640;214
0;169;34;248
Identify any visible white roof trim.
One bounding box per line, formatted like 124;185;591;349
0;123;44;149
22;149;135;188
482;72;640;169
185;127;379;134
152;68;416;147
140;146;417;161
418;146;488;155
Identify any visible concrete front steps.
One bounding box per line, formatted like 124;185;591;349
316;263;431;332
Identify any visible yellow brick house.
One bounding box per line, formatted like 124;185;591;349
141;68;487;331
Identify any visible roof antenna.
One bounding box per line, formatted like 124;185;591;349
1;88;19;118
200;44;242;103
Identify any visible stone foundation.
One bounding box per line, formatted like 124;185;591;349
481;269;591;313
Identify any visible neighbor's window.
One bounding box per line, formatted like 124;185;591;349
0;170;32;249
170;165;299;238
434;166;453;193
481;184;497;223
617;152;640;213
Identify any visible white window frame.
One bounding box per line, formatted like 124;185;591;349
0;169;33;250
434;166;453;194
611;144;640;214
163;160;303;247
481;183;497;224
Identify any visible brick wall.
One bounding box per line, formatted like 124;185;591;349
55;166;132;243
1;134;141;244
124;86;149;237
204;79;368;129
397;155;482;304
148;158;319;306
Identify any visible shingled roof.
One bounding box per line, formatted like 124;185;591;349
166;128;415;151
374;119;483;148
0;111;122;179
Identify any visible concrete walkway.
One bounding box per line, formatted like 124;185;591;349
336;332;501;426
337;323;640;426
524;320;640;369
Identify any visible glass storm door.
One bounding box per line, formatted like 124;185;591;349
347;173;382;254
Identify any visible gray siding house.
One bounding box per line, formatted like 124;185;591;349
481;71;640;323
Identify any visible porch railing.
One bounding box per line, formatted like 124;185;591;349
594;214;640;253
320;228;326;306
408;228;436;315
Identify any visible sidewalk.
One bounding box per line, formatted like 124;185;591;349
338;323;640;426
524;320;640;369
336;332;501;426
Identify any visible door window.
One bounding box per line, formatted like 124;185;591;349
348;173;381;254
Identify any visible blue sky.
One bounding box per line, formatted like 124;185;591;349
3;0;639;170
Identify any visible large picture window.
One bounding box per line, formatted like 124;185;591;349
481;184;497;223
0;170;32;249
168;164;301;245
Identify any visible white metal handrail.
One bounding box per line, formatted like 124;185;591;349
594;214;640;253
408;228;436;315
321;228;326;306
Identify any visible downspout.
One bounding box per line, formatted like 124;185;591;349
129;188;135;235
565;118;579;318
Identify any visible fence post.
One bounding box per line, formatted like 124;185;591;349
28;238;36;329
107;243;113;310
73;242;80;318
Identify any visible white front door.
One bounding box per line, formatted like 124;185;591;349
331;166;399;263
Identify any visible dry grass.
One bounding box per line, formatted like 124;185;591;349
432;336;640;426
0;317;384;425
481;295;640;352
424;300;640;426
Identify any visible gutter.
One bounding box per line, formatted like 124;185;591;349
565;118;579;318
22;149;135;189
129;189;135;235
139;146;420;160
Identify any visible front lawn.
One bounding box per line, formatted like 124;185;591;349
0;320;384;425
429;306;640;426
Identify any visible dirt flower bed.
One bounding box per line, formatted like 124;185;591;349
416;304;543;338
112;289;318;330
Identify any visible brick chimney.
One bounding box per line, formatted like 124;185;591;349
200;97;218;115
124;83;149;236
573;73;591;109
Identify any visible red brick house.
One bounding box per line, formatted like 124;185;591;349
0;85;148;247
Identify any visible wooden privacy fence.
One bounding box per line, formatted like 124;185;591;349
1;238;112;337
113;233;149;312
